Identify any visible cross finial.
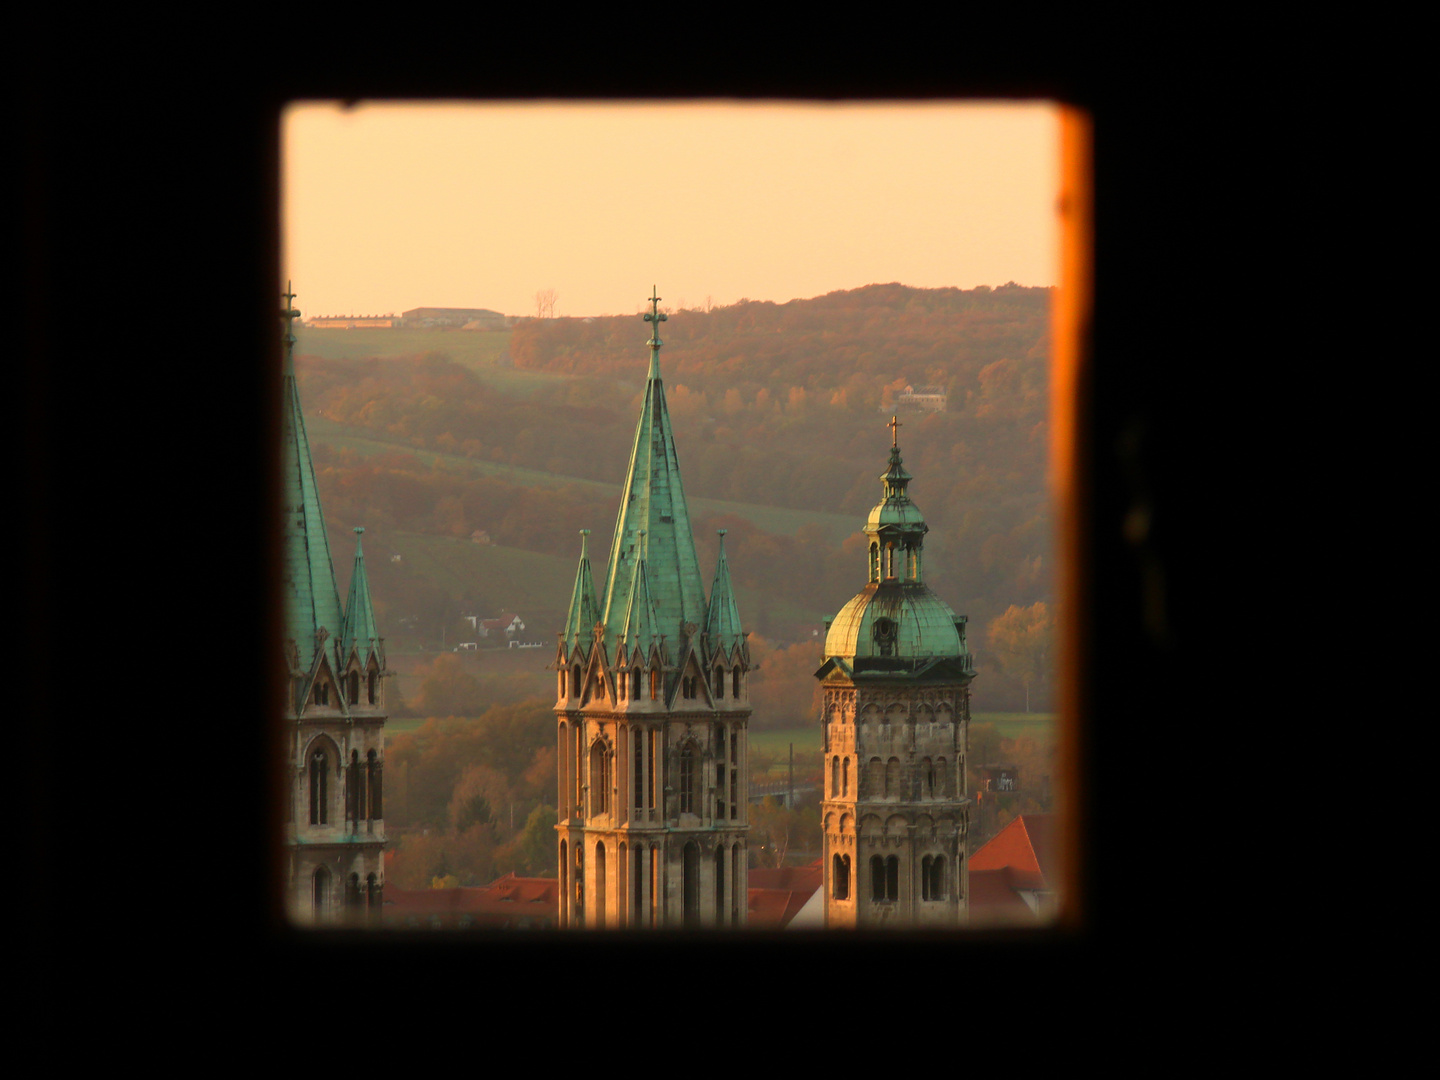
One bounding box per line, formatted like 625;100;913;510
889;415;902;447
642;286;667;349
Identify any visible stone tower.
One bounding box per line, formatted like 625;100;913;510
554;289;751;929
816;420;975;928
278;286;388;925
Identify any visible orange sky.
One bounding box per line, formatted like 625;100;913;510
283;101;1059;319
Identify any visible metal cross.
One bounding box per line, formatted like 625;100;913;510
643;285;667;326
889;415;902;447
282;280;301;321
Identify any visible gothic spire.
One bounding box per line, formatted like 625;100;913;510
617;529;662;659
705;529;744;658
563;529;600;655
279;285;345;675
598;288;708;650
342;526;381;662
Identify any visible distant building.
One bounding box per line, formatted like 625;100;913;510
306;315;400;328
401;306;508;330
896;384;947;411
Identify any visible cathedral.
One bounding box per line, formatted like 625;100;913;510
554;290;752;928
816;420;975;927
278;287;389;925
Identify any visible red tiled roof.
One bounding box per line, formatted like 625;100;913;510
748;858;823;893
969;813;1055;891
381;874;558;928
746;887;814;930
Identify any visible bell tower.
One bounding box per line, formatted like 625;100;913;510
278;285;388;924
554;288;751;928
815;420;975;927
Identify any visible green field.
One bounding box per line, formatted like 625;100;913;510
973;712;1056;739
294;326;513;371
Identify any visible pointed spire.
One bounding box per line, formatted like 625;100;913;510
599;288;707;650
342;526;381;661
618;530;662;659
279;285;345;675
881;415;914;499
705;529;744;658
563;529;600;654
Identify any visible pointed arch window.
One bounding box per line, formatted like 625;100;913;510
589;740;611;817
367;668;378;705
309;747;329;824
732;667;741;698
679;743;698;815
347;751;360;822
714;666;725;699
650;669;660;701
347;670;360;705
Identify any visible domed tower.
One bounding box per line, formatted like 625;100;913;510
815;418;975;928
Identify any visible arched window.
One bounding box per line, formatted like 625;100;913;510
833;853;850;900
632;669;641;700
714;667;725;699
732;668;741;698
367;669;378;705
842;757;850;796
679;743;697;815
309;747;329;824
347;670;360;704
928;855;946;900
559;669;567;697
923;757;934;798
312;865;331;918
590;741;610;816
886;856;899;901
885;543;896;579
873;617;897;657
683;673;697;699
870;855;886;901
572;664;581;697
650;669;660;700
885;757;901;799
831;756;839;796
869;542;879;582
906;546;918;581
618;669;626;701
868;757;882;799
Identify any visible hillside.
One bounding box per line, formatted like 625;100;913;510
297;282;1056;711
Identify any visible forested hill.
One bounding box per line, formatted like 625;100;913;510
511;282;1050;401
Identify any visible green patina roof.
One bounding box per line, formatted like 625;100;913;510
280;288;345;676
562;530;600;655
616;535;662;660
598;291;708;653
822;433;970;669
342;526;381;662
705;529;744;657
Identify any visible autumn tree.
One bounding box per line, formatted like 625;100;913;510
985;602;1055;712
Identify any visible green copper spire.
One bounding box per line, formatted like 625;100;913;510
279;285;345;676
563;529;600;655
599;288;708;652
705;529;744;657
617;530;662;658
342;526;381;662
